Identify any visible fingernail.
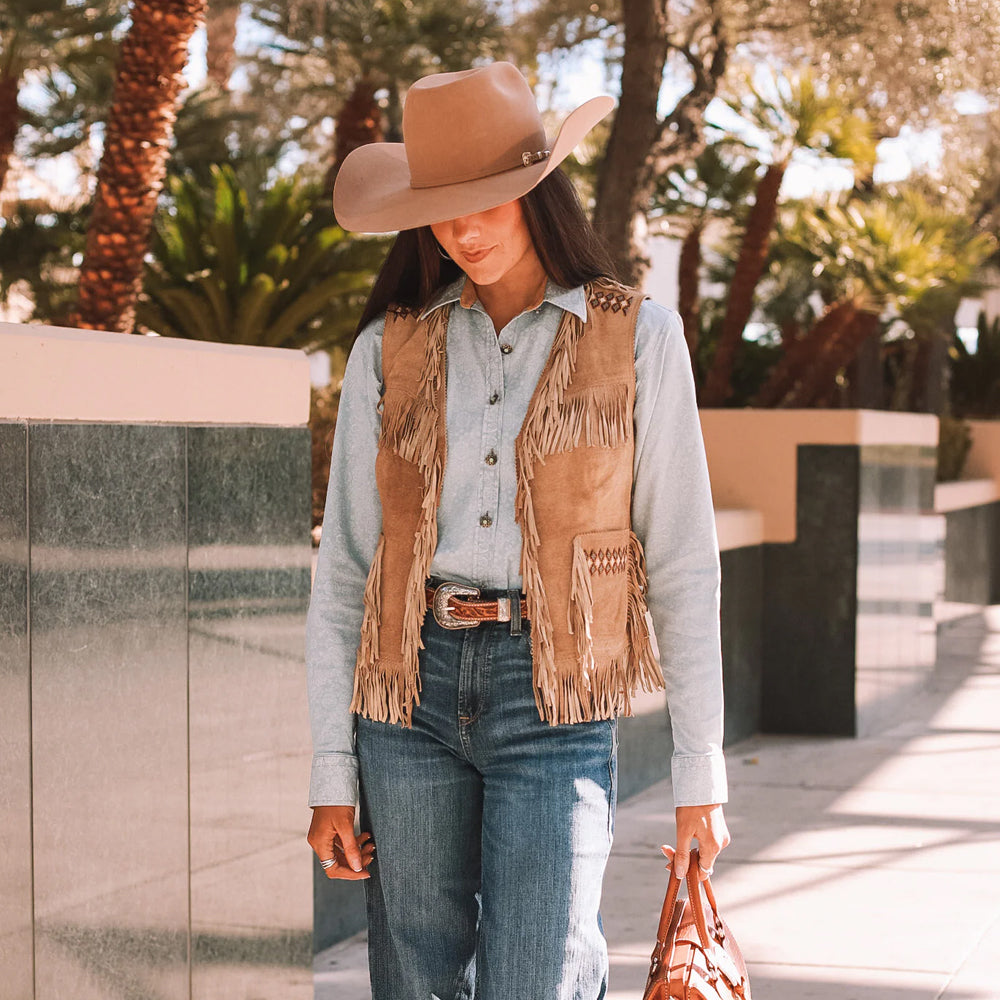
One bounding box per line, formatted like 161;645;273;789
352;861;362;872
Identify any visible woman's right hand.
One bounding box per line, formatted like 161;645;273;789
307;805;375;880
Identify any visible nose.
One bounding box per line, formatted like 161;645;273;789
451;215;481;245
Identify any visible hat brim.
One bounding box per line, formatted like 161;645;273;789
333;95;615;234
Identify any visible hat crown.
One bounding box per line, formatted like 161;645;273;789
403;63;548;190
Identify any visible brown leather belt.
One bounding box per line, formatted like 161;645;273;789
425;581;529;631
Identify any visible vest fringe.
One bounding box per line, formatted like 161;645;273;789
355;532;384;669
567;536;595;672
514;308;585;723
350;527;424;726
350;660;421;727
399;307;448;676
542;381;632;456
626;530;665;694
567;536;600;721
562;530;663;723
352;306;449;725
547;653;632;724
379;393;438;465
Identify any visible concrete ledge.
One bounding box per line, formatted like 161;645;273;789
716;508;764;551
934;478;1000;512
701;409;938;543
0;322;310;425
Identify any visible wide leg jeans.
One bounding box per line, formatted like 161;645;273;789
356;610;619;1000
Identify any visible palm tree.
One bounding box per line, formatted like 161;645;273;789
75;0;207;334
136;166;389;351
0;0;122;194
752;191;995;408
699;69;878;405
250;0;506;202
0;202;90;323
650;138;759;366
205;0;239;89
950;312;1000;418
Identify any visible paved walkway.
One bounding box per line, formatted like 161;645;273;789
315;604;1000;999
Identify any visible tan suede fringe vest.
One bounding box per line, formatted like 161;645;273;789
349;278;665;727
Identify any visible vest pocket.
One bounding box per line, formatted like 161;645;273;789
568;527;630;660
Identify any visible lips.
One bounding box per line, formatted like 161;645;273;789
461;246;494;263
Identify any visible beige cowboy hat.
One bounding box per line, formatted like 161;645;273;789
332;61;615;234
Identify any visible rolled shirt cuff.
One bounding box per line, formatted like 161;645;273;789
308;752;359;808
670;751;729;806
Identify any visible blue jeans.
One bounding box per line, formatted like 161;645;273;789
356;604;619;1000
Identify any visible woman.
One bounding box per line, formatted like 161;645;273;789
306;62;730;1000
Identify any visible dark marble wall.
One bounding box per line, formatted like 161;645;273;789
313;859;369;954
617;691;672;805
1;420;313;1000
761;443;942;738
720;544;763;744
0;423;32;1000
762;446;861;735
944;501;1000;606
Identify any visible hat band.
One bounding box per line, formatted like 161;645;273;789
409;147;552;190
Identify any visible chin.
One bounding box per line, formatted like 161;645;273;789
463;260;509;285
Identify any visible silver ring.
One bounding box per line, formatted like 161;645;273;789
319;858;337;869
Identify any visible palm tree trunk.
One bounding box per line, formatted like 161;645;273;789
751;299;859;407
781;310;881;407
593;0;727;285
592;0;669;284
908;333;948;413
700;160;787;405
324;74;383;204
384;77;403;143
206;0;239;89
0;69;20;197
678;219;703;365
76;0;207;334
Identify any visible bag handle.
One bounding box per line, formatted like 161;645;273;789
685;848;724;952
653;853;684;947
654;848;722;954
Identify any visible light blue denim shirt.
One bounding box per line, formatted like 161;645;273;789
306;275;729;808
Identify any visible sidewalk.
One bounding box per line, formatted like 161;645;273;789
315;604;1000;1000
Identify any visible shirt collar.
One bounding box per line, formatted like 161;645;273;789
417;274;588;322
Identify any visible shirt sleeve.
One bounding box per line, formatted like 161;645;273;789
306;312;385;807
632;298;729;807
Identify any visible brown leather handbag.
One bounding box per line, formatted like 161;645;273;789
642;849;752;1000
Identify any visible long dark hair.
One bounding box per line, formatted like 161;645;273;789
351;166;619;337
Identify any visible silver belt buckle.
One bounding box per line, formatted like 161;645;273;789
431;582;481;629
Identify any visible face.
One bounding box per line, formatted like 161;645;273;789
430;199;538;286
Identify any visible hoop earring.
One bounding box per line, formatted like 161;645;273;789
435;241;452;261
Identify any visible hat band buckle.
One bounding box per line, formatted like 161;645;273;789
521;149;551;167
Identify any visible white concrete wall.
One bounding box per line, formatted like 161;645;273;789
0;322;310;425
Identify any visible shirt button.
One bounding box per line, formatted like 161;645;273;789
485;450;497;466
479;513;493;528
500;342;513;355
489;391;500;405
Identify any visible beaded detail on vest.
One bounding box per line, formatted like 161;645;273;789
350;279;664;726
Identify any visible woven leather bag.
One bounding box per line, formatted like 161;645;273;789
642;849;752;1000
